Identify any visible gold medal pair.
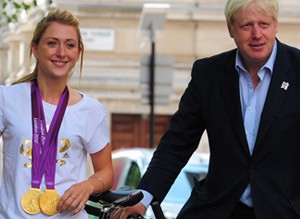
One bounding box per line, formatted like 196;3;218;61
22;82;69;216
21;188;60;216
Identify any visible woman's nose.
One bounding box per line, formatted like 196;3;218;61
56;45;66;57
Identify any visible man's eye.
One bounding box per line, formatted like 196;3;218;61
243;24;251;28
260;23;269;28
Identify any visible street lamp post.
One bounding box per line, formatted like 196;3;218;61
138;3;170;148
149;26;155;149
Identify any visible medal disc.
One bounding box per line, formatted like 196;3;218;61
39;189;60;216
21;188;42;215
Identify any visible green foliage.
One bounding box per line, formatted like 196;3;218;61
0;0;37;24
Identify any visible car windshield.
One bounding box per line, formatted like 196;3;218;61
164;166;207;203
111;149;209;206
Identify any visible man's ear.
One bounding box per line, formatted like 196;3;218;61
274;18;278;34
227;23;234;38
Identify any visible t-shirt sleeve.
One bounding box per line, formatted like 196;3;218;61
85;100;110;154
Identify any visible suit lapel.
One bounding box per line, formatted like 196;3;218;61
220;53;250;156
253;41;292;154
219;41;292;156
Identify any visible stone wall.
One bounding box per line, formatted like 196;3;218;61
0;0;299;154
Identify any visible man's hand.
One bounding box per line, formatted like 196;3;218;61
110;202;147;219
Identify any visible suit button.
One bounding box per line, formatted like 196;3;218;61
249;166;255;173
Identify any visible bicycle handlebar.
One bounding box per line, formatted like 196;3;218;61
89;190;144;207
85;189;144;218
151;201;166;219
85;189;166;219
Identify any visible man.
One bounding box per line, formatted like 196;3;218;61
113;0;300;218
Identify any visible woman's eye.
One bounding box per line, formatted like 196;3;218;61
48;41;57;47
66;43;75;49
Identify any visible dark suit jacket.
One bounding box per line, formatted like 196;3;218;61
138;39;300;219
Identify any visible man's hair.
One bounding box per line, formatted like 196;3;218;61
224;0;279;25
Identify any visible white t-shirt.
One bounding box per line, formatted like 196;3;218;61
0;82;110;219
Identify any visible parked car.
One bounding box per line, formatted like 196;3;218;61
111;148;209;219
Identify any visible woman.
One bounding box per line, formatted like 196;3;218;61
0;8;114;218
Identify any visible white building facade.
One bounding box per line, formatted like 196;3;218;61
0;0;300;152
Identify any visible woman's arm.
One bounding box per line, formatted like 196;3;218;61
88;143;114;193
57;144;114;216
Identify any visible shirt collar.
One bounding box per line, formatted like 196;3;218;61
235;40;277;75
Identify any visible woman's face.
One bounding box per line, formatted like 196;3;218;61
32;22;81;80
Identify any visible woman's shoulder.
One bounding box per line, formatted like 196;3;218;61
68;88;84;106
69;88;106;112
0;82;30;95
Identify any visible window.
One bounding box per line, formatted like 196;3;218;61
124;162;141;189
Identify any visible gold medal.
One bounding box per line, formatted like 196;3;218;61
39;189;60;216
21;187;42;215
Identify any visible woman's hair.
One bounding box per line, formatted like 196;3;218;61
13;8;84;84
224;0;279;25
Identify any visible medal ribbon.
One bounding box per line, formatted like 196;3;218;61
31;80;69;189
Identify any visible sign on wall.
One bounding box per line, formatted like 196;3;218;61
140;54;174;105
80;28;115;51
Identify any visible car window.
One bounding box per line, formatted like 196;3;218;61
186;171;207;187
124;161;141;189
163;171;192;203
163;169;207;204
112;157;128;190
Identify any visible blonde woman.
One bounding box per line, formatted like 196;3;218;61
0;8;113;218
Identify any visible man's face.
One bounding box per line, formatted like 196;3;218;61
227;4;278;70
